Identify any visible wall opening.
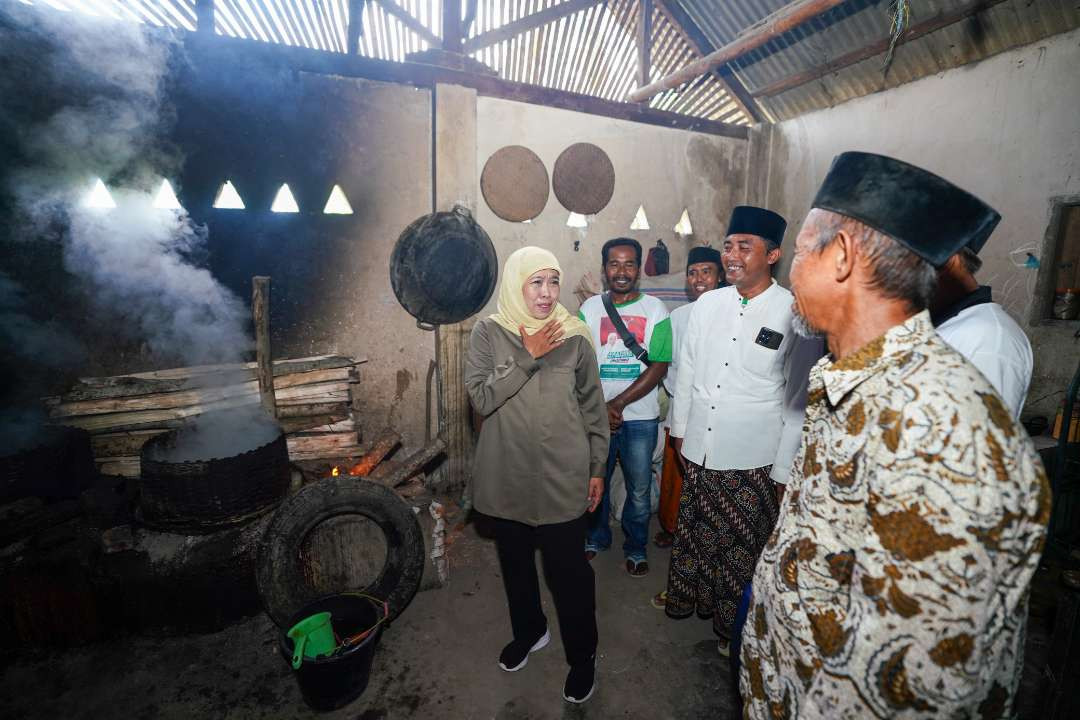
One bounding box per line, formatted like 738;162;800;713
1033;197;1080;323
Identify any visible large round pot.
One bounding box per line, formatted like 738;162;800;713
138;409;290;533
390;206;497;328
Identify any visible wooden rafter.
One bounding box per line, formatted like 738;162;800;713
371;0;441;47
628;0;847;103
462;0;605;54
750;0;1010;98
653;0;764;122
186;30;749;138
636;0;651;92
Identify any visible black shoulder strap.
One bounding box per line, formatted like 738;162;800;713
601;293;650;365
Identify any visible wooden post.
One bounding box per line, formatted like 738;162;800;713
431;84;477;491
637;0;651;95
252;276;277;419
627;0;848;103
195;0;214;34
442;0;463;54
347;0;363;55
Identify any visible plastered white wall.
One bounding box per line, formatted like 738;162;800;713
762;27;1080;418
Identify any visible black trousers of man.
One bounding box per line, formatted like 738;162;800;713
492;514;598;667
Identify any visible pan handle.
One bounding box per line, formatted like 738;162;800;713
416;319;437;332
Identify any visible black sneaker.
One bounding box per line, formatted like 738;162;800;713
563;657;596;703
497;629;550;672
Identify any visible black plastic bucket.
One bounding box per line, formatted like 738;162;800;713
279;593;388;711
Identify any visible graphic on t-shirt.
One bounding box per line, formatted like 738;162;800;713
600;316;646;348
599;315;647;380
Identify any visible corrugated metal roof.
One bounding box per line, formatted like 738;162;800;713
10;0;751;124
673;0;1080;121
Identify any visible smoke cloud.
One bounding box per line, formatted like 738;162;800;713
2;5;251;370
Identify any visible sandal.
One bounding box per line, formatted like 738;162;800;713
653;531;674;548
650;590;668;609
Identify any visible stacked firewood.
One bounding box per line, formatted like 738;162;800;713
43;355;367;477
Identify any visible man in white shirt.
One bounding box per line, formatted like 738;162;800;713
655;246;725;548
931;242;1033;418
661;206;815;656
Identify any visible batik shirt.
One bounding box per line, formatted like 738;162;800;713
740;311;1049;720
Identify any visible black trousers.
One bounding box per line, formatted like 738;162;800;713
492;513;598;667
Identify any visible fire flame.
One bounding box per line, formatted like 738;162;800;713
331;466;340;477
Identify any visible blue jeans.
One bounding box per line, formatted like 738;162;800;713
586;418;658;564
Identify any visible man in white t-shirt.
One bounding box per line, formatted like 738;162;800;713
931;240;1032;418
655;246;725;548
579;238;671;577
661;206;818;656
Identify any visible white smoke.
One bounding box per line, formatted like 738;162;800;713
4;5;251;368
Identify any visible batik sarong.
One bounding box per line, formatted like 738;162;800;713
664;461;779;638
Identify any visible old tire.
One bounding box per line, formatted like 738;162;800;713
256;478;424;627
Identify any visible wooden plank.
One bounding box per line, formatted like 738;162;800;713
653;0;763;123
252;276;277;419
50;378;350;418
54;366;351;407
91;429;170;458
76;354;362;386
370;437;446;487
277;414;352;434
347;428;401;476
97;458;141;478
277;402;351;419
628;0;848;103
286;433;362;455
463;0;603;54
749;0;1011;98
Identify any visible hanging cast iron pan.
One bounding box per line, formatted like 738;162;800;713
389;206;497;330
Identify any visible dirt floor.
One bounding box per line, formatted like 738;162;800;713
0;501;1062;720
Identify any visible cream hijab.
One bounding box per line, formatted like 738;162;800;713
489;246;593;348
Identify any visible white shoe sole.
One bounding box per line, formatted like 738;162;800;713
563;660;597;704
498;629;550;672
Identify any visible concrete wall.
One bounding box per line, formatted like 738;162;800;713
474;97;749;315
757;27;1080;419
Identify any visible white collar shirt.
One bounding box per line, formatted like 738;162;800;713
671;281;814;481
936;301;1032;419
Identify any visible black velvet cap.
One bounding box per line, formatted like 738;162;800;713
687;246;723;270
726;206;787;247
812;152;1001;266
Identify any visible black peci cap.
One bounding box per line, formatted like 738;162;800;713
811;152;1001;266
726;206;787;247
687;246;723;270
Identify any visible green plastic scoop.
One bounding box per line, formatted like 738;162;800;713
287;612;335;669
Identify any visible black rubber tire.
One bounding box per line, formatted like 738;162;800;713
256;478;424;627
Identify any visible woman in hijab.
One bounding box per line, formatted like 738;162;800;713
465;246;608;704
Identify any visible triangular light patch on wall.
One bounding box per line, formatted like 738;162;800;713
213;181;245;209
271;183;299;213
323;185;353;215
566;212;588;228
84;178;116;209
674;208;693;235
153;179;183;210
630;204;649;230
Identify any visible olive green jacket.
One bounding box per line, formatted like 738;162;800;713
465;318;609;526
